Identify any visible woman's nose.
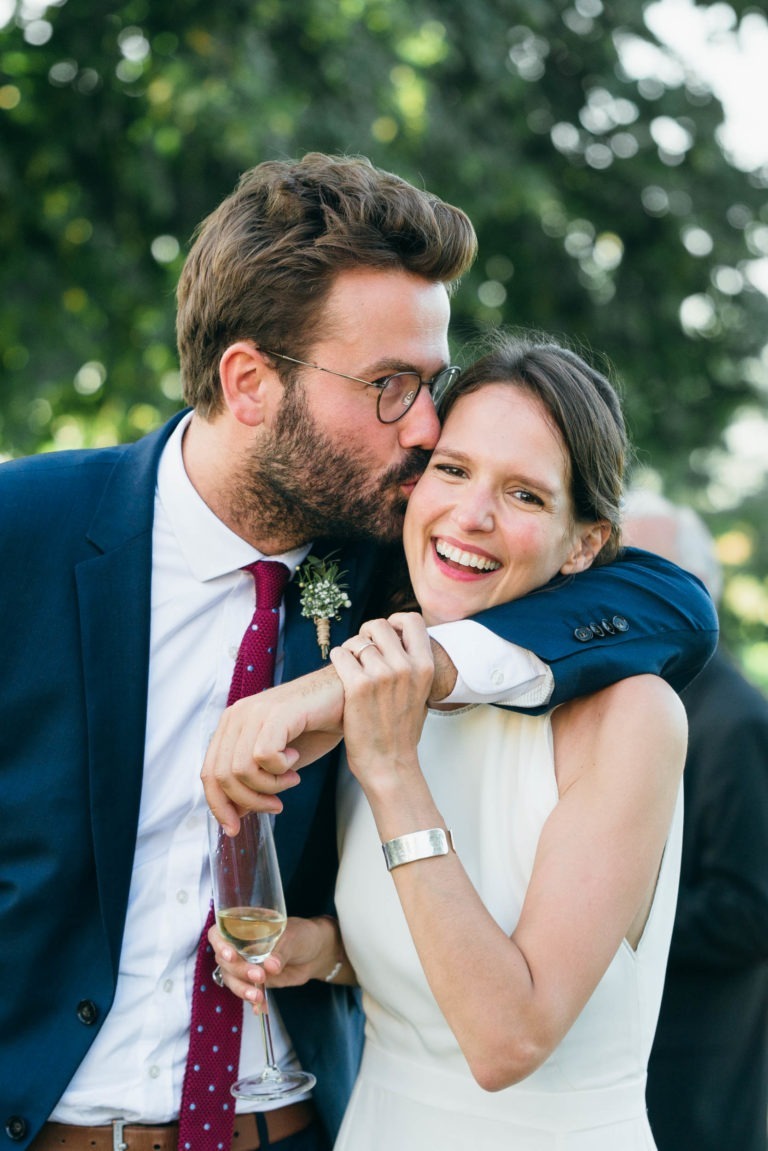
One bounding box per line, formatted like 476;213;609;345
454;490;495;533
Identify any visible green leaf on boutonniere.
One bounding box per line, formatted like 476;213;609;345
297;551;352;659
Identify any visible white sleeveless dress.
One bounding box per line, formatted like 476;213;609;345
334;704;683;1150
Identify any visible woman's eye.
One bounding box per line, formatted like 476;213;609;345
511;489;544;506
435;464;466;478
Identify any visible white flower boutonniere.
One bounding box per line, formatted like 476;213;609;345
297;551;352;659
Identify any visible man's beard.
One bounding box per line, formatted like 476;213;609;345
229;384;431;547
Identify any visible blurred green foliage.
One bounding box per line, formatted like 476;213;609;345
1;0;767;684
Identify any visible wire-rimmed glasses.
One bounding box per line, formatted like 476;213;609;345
262;349;461;424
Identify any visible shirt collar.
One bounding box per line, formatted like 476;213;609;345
156;413;310;582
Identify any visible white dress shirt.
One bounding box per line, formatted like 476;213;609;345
52;414;551;1123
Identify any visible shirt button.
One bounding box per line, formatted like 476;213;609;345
228;646;239;659
148;1065;161;1079
76;1000;99;1026
163;979;174;993
176;890;189;904
490;669;505;687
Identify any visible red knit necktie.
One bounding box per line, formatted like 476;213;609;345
178;561;290;1151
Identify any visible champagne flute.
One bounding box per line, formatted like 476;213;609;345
208;809;317;1102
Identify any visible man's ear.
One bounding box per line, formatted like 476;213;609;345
560;520;611;575
219;342;281;427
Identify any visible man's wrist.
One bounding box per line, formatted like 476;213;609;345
305;662;345;729
316;914;347;982
428;638;458;703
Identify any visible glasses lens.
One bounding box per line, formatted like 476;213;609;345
432;366;461;409
378;373;422;423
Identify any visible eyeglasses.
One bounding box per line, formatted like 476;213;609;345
261;349;461;424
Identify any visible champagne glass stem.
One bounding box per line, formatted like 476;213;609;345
258;986;281;1075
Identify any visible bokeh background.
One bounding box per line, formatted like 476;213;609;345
1;0;766;685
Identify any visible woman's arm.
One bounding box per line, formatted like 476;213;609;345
333;618;687;1091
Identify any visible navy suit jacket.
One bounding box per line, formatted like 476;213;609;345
0;415;717;1148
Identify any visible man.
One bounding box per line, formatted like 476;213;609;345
625;492;768;1151
0;154;717;1151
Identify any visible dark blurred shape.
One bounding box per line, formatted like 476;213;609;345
625;491;768;1151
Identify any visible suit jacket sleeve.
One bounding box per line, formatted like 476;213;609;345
465;546;718;711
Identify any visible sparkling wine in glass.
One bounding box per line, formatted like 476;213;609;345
208;809;317;1103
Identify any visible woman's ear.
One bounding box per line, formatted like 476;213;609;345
219;342;281;427
560;520;611;575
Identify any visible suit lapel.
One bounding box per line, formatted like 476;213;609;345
76;414;185;974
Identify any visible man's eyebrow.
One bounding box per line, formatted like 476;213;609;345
363;360;413;377
362;358;447;378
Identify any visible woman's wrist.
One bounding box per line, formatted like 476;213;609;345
361;773;443;845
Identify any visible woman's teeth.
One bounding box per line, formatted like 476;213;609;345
435;540;501;571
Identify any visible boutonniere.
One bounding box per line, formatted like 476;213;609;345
297;551;352;659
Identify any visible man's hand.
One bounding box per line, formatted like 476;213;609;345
208;916;354;1011
202;664;345;833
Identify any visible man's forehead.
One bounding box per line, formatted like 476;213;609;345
317;268;451;358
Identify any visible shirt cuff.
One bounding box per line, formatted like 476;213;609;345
427;620;554;708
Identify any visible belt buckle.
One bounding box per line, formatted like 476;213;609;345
112;1120;128;1151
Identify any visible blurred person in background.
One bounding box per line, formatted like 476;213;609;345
624;490;768;1151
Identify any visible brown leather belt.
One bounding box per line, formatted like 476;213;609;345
29;1104;317;1151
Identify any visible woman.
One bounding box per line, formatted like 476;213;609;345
215;334;686;1149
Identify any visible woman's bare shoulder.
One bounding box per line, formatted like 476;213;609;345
551;675;687;792
554;674;686;731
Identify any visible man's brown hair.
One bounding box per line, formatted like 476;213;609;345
176;153;477;416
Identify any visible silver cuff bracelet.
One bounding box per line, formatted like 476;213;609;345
381;827;456;871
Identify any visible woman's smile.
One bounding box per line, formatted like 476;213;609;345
433;537;503;575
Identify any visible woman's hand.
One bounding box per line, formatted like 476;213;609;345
329;613;434;796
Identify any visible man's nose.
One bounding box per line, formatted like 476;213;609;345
397;386;441;451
